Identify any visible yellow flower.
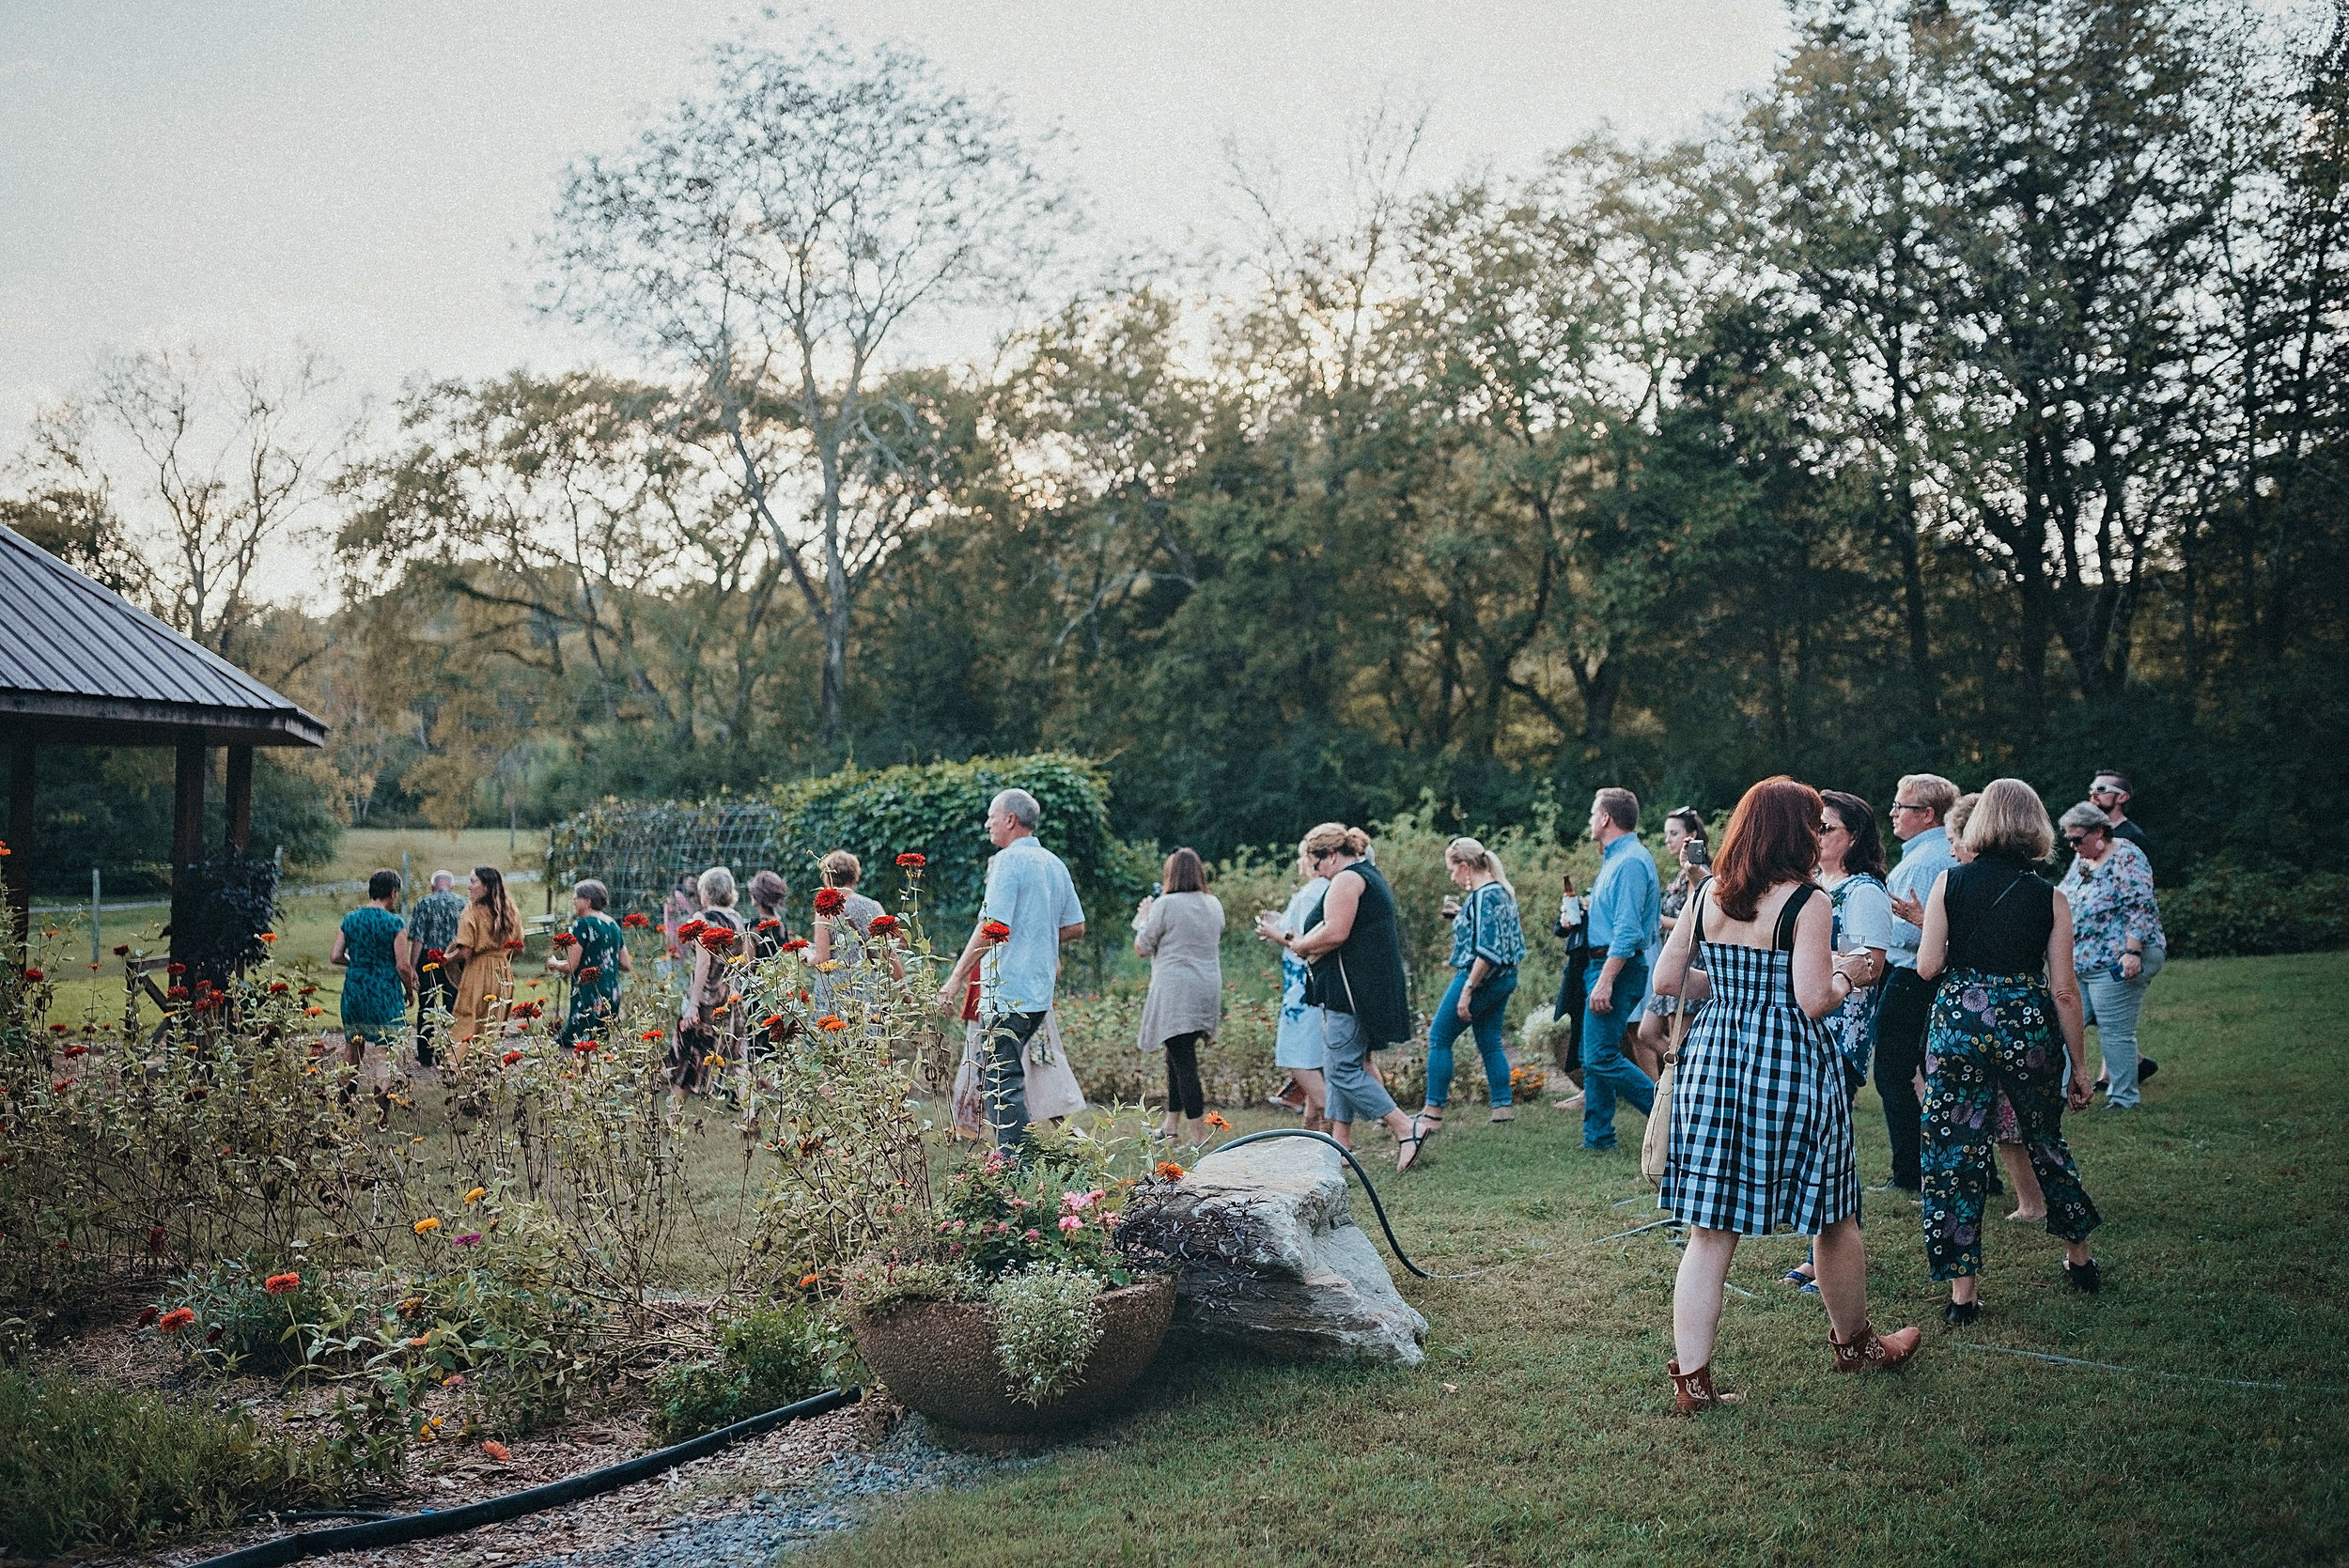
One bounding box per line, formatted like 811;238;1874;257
413;1217;441;1234
463;1188;487;1204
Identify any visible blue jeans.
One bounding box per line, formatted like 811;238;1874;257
2083;942;2164;1107
1320;1008;1398;1126
1581;957;1656;1148
1424;969;1518;1109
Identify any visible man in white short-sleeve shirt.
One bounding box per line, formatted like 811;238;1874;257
938;788;1086;1152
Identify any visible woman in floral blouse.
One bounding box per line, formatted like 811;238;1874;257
1416;836;1529;1130
2057;802;2167;1110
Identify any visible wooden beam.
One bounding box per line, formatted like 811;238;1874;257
7;742;30;958
225;745;254;856
172;739;206;880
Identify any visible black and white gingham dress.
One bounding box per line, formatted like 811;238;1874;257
1660;889;1860;1236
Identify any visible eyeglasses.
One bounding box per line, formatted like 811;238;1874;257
1889;801;1927;814
1819;820;1845;834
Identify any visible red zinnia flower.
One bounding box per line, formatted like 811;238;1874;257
21;969;41;982
676;919;707;942
423;949;444;964
867;914;899;936
895;852;925;868
268;981;289;993
813;887;846;915
780;938;810;954
755;918;780;932
980;919;1011;944
264;1272;300;1296
166;962;186;976
51;1079;71;1093
502;1049;523;1066
641;1029;663;1041
60;1043;86;1056
576;1040;599;1054
622;911;650;928
504;939;525;952
698;927;736;951
136;1306;160;1327
112;944;130;956
577;966;599;983
158;1307;195;1332
551;931;577;948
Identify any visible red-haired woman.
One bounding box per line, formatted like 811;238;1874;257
1652;777;1920;1412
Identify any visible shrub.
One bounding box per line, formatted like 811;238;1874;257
646;1305;848;1443
987;1264;1105;1407
2158;867;2349;958
0;1369;354;1556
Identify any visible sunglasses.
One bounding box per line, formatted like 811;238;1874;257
1819;820;1845;833
2088;785;2122;796
2064;831;2096;846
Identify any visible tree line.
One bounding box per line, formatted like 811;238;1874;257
8;0;2346;890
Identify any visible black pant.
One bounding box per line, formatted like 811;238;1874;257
414;968;459;1065
983;1010;1048;1154
1873;967;1934;1190
1162;1032;1207;1119
1551;949;1591;1073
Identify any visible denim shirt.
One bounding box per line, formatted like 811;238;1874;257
1586;834;1662;963
1886;826;1957;970
978;836;1085;1017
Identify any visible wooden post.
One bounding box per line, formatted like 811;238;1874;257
7;741;31;958
225;744;255;856
170;739;206;965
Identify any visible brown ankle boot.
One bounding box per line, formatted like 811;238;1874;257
1667;1359;1743;1414
1828;1319;1922;1373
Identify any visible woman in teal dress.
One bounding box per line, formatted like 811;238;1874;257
549;878;632;1050
330;869;418;1066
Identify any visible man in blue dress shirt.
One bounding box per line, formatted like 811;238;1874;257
1875;772;1960;1193
1580;787;1660;1150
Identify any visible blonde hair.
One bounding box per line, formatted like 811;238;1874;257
1946;792;1981;839
1898;772;1961;822
1963;779;2055;861
818;849;862;888
1300;822;1371;860
1445;835;1514;896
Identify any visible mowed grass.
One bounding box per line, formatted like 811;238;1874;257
814;952;2349;1568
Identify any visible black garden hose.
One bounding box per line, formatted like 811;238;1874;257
1213;1126;1680;1281
187;1385;861;1568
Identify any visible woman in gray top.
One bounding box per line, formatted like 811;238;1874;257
1134;847;1225;1142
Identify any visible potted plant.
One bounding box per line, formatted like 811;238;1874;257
841;1116;1178;1440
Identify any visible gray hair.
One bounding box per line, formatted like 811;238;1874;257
989;788;1040;830
697;865;738;908
430;870;457;890
571;878;609;910
2057;801;2110;837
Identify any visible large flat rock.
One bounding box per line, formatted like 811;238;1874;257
1120;1136;1427;1366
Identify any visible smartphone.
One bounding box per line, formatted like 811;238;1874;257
1150;882;1163;897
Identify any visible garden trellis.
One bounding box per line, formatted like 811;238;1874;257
546;800;785;920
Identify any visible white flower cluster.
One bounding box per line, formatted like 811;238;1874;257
987;1262;1106;1407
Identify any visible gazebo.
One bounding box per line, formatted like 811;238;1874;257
0;523;327;960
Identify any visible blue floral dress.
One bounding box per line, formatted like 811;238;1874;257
339;906;408;1044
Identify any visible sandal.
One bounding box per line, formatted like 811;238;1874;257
1944;1299;1981;1327
2003;1207;2046;1224
1411;1108;1444;1141
1781;1265;1816;1289
1395;1134;1429;1173
2062;1258;2102;1293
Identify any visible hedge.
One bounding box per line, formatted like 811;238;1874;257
2157;867;2349;958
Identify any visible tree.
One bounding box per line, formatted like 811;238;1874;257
541;32;1067;749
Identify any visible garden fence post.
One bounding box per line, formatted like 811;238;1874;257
90;866;100;965
402;849;412;914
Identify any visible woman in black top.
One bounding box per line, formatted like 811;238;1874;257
1917;779;2103;1326
1259;823;1425;1172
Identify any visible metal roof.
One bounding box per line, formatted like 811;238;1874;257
0;522;326;748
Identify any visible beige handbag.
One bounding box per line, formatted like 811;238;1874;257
1640;1002;1691;1187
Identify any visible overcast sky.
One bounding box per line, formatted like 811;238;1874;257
0;1;1788;450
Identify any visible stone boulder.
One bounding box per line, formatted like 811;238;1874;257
1119;1136;1427;1366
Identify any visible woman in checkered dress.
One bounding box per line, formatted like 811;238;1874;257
1650;777;1920;1414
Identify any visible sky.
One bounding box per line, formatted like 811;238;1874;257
0;0;1790;454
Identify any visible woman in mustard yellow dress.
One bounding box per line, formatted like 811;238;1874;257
447;866;522;1061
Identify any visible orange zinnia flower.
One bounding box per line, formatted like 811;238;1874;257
816;1015;848;1032
1204;1111;1231;1131
264;1272;301;1296
1155;1160;1186;1181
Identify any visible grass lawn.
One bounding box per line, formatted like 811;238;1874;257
813;951;2349;1567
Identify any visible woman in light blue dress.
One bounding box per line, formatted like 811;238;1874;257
1267;840;1330;1127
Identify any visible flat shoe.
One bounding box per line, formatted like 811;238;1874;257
1489;1107;1516;1124
1550;1094;1586;1112
2003;1208;2046;1224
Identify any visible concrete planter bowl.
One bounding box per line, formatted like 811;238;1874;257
851;1273;1176;1440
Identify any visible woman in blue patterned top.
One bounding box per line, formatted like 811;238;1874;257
1416;836;1528;1132
2056;802;2167;1109
331;869;417;1068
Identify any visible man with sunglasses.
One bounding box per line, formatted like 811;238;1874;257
2089;770;2148;864
1874;772;1960;1195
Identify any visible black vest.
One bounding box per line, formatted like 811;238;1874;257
1305;862;1412;1045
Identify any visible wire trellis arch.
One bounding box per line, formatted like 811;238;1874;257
546;801;789;921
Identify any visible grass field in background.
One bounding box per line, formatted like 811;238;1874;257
813;951;2348;1568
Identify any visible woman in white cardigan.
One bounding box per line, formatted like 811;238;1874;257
1135;847;1226;1142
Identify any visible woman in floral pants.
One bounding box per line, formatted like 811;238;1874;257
1915;779;2103;1327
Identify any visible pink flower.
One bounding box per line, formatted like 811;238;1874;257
1058;1215;1082;1232
1023;1228;1041;1241
451;1232;483;1247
